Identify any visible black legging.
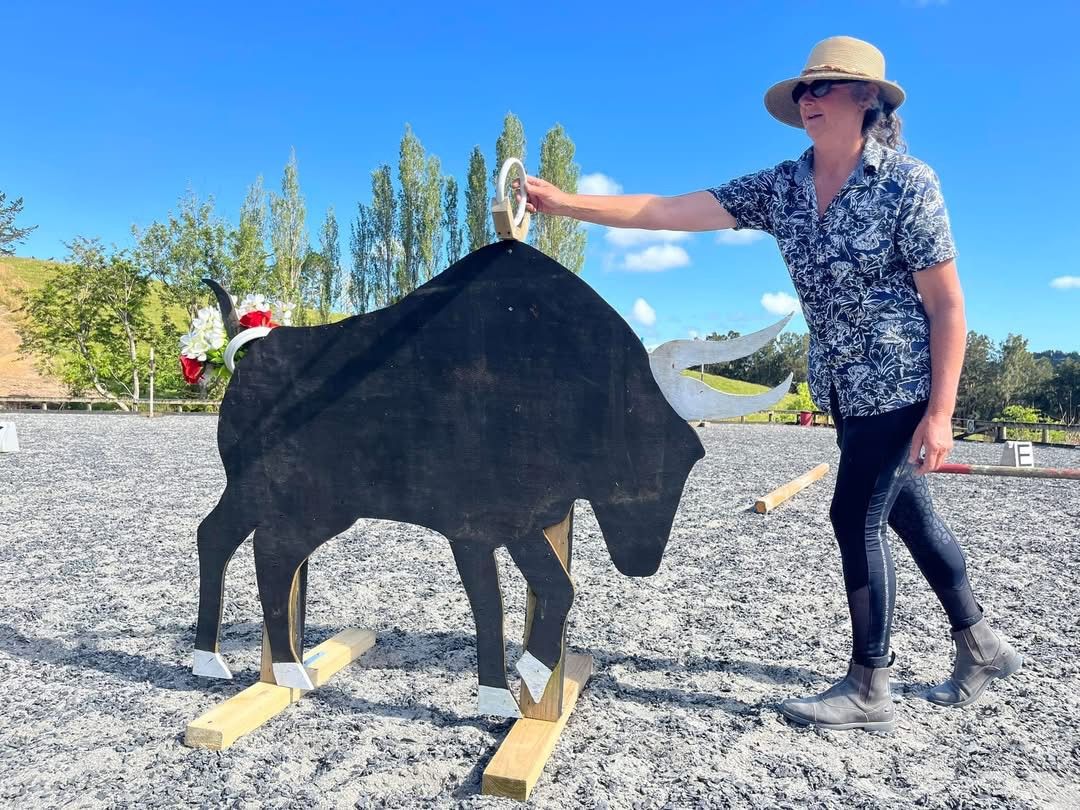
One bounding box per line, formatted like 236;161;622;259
829;386;983;667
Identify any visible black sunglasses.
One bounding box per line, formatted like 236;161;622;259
791;79;854;104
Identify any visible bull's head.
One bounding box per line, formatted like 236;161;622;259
592;314;796;577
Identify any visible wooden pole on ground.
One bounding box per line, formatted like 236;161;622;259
755;463;830;514
934;463;1080;481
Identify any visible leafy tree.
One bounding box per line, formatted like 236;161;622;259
493;112;527;209
0;192;37;255
442;176;463;265
230;176;270;298
315;207;341;323
465;146;492;251
348;203;375;314
132;190;232;318
370;164;399;306
269;148;308;314
17;239;154;408
419;155;444;282
535;124;586;273
397;125;425;296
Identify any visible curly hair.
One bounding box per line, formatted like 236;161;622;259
851;82;906;152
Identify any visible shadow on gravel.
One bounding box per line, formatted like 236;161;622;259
0;622;827;710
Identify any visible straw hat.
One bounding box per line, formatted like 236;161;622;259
764;36;906;129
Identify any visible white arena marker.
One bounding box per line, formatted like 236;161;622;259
0;421;19;453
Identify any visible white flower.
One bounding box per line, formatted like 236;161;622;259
236;293;270;317
275;300;296;326
179;306;227;359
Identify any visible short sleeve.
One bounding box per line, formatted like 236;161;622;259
706;167;777;235
896;164;957;271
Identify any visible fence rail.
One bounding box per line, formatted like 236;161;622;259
3;397;1078;447
0;396;220;413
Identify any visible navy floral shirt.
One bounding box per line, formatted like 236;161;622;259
708;137;957;417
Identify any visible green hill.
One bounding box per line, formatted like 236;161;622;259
681;368;803;411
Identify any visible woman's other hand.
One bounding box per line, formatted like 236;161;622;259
908;412;954;474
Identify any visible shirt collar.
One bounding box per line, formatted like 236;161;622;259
795;137;885;185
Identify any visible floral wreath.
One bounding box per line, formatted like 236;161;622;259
179;294;295;384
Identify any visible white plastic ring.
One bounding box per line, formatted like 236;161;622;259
496;158;528;229
223;326;273;373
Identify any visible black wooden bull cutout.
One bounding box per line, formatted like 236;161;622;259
192;240;789;717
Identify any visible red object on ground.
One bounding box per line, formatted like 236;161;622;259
798;411;813;427
935;463;1080;481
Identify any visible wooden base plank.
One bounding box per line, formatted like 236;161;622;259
482;652;593;801
184;628;375;751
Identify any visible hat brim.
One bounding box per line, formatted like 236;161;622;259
764;74;906;129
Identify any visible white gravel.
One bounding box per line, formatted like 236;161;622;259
1;412;1078;809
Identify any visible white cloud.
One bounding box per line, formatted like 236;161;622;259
578;172;623;196
631;298;656;327
605;228;692;248
716;229;765;246
623;244;691;272
761;291;801;316
1050;275;1080;290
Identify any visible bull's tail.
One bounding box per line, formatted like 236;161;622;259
203;278;241;340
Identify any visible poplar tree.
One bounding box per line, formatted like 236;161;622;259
230;176;269;297
370;164;399;306
419;155;444;282
465;146;492;251
269;148;308;311
397;125;424;296
535;124;587;273
442;176;463;265
316;207;341;323
348;202;375;314
493;112;527;200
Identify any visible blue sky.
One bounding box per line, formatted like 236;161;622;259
5;1;1079;352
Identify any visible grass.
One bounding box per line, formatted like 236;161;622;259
681;368;807;413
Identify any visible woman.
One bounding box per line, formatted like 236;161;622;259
524;36;1021;732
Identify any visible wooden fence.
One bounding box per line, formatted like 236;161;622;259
2;397;1077;447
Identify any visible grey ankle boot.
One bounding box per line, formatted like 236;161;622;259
924;618;1023;707
780;660;896;732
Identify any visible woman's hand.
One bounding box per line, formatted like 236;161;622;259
522;175;567;215
908;412;954;475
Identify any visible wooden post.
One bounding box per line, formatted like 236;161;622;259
515;509;574;720
149;347;155;418
186;560;376;751
483;506;594;801
1042;426;1050;444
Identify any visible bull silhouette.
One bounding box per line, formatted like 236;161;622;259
192;240;783;716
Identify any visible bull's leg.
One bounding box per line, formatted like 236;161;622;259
252;526;319;690
506;535;574;702
450;540;520;718
193;486;254;680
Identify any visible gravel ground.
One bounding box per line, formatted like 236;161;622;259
1;412;1078;809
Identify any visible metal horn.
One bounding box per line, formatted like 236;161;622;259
649;313;795;421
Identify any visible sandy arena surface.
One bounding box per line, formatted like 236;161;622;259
1;412;1078;809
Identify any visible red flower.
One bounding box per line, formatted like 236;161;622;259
181;355;206;385
239;309;278;329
